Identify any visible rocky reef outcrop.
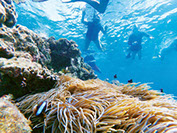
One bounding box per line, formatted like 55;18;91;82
0;54;59;98
0;24;59;98
0;25;51;66
0;94;31;133
0;24;97;98
48;37;96;80
0;0;17;27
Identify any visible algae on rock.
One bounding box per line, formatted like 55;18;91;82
0;95;32;133
0;0;18;27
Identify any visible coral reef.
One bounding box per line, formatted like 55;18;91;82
0;24;97;98
0;24;96;79
0;0;17;27
17;75;177;133
0;94;31;133
48;37;97;80
0;25;51;66
0;54;58;98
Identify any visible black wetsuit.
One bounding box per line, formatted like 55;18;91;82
86;22;102;41
128;31;149;51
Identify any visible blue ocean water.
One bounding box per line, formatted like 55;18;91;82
15;0;177;96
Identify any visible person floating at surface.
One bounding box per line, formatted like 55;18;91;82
159;39;177;60
81;10;107;51
126;25;153;60
62;0;110;13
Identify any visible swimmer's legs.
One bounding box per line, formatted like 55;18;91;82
93;39;103;51
138;50;141;59
83;0;109;13
61;0;81;3
84;38;91;51
126;52;131;58
126;48;132;58
62;0;109;13
132;51;136;60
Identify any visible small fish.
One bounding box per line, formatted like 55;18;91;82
33;101;47;116
82;67;90;73
105;78;109;82
160;88;164;93
114;74;117;79
61;67;69;74
128;79;133;83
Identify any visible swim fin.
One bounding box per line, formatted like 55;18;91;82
32;0;48;2
61;0;80;3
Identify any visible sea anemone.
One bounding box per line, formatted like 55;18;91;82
17;75;177;132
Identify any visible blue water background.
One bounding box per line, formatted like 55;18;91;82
15;0;177;96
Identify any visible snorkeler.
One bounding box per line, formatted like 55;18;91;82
81;10;107;51
126;25;153;60
62;0;109;13
159;39;177;60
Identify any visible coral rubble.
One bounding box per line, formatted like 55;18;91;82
17;75;177;133
0;0;17;27
0;95;31;133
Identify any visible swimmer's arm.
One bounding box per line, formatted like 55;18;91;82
81;10;88;25
101;25;107;34
142;32;154;39
142;32;150;37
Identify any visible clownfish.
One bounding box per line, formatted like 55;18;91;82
33;101;47;116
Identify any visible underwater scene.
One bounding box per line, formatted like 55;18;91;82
16;0;177;96
1;0;177;132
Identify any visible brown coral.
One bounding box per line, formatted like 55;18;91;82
0;55;58;98
49;37;97;80
17;75;177;132
0;95;31;133
0;25;51;66
0;0;17;27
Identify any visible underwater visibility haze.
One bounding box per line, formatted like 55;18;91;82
15;0;177;96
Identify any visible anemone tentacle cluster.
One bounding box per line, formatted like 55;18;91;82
18;75;177;133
